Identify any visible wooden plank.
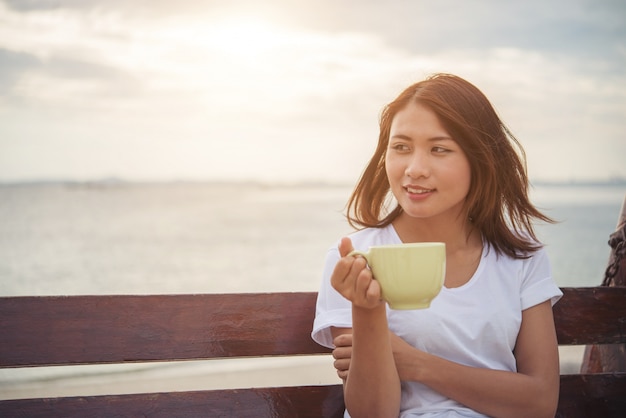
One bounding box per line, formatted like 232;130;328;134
0;385;346;418
554;287;626;345
0;293;331;367
2;374;625;418
1;287;625;367
556;373;626;418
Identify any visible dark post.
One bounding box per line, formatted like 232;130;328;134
581;194;626;373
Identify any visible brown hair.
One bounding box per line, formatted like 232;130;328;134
346;73;552;259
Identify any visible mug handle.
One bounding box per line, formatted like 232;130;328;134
347;250;369;262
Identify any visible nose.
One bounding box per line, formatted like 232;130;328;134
405;151;430;179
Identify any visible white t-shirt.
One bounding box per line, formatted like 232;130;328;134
311;224;562;418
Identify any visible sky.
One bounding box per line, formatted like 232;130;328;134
0;0;624;184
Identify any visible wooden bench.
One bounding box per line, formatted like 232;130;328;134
0;287;625;417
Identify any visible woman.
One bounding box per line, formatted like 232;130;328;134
311;74;562;417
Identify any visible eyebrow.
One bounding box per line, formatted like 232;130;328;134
390;134;454;142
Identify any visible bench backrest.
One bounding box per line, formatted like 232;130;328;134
1;287;625;417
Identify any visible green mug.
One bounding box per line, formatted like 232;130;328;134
348;242;446;310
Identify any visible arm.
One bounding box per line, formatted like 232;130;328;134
393;300;560;418
330;237;401;418
333;301;560;418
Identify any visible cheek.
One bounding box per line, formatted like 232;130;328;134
456;162;472;195
442;158;471;193
384;154;399;179
453;152;472;179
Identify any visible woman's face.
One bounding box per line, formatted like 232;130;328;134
385;101;471;222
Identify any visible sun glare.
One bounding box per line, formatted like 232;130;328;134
208;17;284;57
158;16;289;61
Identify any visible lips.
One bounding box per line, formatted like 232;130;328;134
405;186;435;194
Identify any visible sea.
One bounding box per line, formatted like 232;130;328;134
0;181;624;399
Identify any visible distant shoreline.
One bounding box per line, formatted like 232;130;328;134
532;178;626;188
0;179;355;190
2;178;626;188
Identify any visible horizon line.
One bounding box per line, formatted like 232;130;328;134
1;176;626;188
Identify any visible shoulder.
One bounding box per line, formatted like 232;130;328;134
484;244;561;307
519;246;551;281
481;244;550;279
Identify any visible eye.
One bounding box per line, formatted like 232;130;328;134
432;146;450;154
390;142;411;152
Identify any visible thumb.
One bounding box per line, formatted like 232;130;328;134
338;237;355;258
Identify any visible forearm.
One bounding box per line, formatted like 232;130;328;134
412;351;559;418
344;304;401;418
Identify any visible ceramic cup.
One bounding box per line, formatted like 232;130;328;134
348;242;446;310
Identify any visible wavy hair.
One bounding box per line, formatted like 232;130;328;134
346;73;552;259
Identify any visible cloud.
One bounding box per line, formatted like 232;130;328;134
0;0;624;182
0;48;41;96
3;0;62;12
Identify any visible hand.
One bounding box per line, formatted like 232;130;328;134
333;331;421;383
332;333;352;381
390;332;422;382
330;237;383;309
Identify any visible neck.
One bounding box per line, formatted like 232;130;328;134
392;211;480;252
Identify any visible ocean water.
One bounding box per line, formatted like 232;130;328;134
530;184;626;287
0;182;623;296
0;182;352;296
0;181;624;399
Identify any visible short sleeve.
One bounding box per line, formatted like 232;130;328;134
311;245;352;348
520;247;563;310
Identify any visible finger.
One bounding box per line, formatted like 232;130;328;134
331;253;362;291
332;346;352;360
330;257;353;289
333;333;353;348
333;358;350;373
331;255;367;297
354;267;374;299
365;278;383;304
349;256;368;280
338;237;354;258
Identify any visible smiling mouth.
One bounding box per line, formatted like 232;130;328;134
405;187;435;194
